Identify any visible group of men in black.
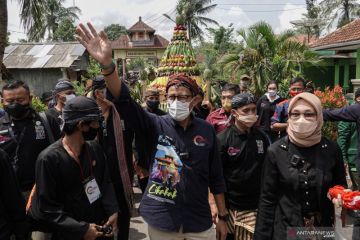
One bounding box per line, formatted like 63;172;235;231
0;76;134;240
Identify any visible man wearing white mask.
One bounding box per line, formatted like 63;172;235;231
75;22;228;240
46;80;76;125
217;93;270;240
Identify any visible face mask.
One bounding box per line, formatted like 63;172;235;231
146;100;160;110
82;127;98;141
289;90;303;98
288;118;317;138
268;90;277;97
222;101;232;112
65;94;76;102
236;114;257;128
4;103;31;119
168;99;191;121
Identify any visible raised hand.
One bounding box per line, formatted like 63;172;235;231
75;23;112;66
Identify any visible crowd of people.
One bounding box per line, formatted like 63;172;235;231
0;22;359;240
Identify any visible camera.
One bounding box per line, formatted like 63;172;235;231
96;224;113;234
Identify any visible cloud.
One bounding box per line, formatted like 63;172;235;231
7;0;177;42
275;3;307;33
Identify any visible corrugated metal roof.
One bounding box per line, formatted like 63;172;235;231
3;42;86;69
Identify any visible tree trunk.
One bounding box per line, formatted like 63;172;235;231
187;22;191;44
0;0;8;68
344;0;350;23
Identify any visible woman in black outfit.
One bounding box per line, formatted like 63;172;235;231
256;81;283;142
254;92;347;240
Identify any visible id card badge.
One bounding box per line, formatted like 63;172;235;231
83;177;101;204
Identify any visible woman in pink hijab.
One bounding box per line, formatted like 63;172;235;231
254;92;347;240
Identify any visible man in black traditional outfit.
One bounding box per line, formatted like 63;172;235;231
29;96;119;240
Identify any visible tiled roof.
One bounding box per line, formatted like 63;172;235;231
111;34;169;49
129;16;155;32
310;18;360;49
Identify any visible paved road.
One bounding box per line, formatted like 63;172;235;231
128;187;355;240
129;188;149;240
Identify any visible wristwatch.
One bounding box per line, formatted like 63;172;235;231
218;213;230;221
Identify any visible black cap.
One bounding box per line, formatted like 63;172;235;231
41;91;53;102
92;75;106;91
355;88;360;99
62;96;101;126
231;93;256;109
53;80;74;94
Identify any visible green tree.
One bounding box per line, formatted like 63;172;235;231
292;0;324;38
175;0;218;43
27;0;81;41
0;0;45;66
195;24;236;84
82;57;102;80
207;24;235;55
220;22;320;96
52;19;76;41
104;24;127;41
320;0;360;28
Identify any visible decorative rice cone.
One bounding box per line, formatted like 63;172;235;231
150;20;204;92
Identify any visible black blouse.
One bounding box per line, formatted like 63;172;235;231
254;137;347;240
256;95;283;136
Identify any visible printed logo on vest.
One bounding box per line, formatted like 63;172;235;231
193;135;207;147
227;147;240;156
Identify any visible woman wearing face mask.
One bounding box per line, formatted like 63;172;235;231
254;92;347;240
256;81;283;142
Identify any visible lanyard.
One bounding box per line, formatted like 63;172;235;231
63;138;93;181
8;123;27;172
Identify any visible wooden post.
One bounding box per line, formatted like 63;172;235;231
356;48;360;79
334;61;340;86
122;58;126;80
343;60;350;92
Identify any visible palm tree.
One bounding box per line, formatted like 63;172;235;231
0;0;45;67
220;22;320;96
175;0;218;43
28;0;81;41
319;0;360;28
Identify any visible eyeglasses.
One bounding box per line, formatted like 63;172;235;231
288;112;317;120
166;95;192;103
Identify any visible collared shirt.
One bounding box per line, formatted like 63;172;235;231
29;140;119;239
206;108;231;134
107;83;226;233
217;125;269;211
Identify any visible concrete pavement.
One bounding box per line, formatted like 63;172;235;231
128;187;356;240
129;188;149;240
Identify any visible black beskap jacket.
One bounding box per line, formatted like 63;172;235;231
254;137;347;240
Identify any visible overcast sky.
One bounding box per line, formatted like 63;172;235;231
7;0;308;43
